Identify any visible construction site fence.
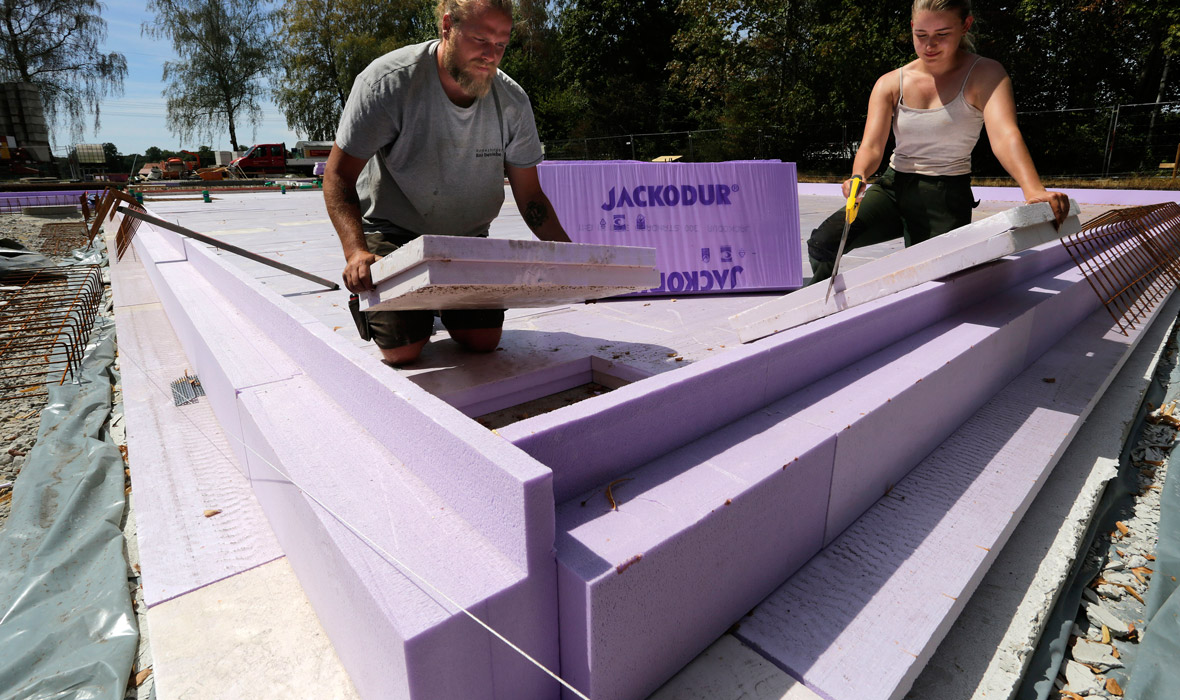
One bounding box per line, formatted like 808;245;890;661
542;101;1180;181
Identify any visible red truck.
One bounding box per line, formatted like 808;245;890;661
231;141;332;175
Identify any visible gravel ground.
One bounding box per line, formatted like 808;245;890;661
0;209;150;699
0;211;87;528
1055;338;1179;698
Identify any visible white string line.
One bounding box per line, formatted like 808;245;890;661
119;350;593;700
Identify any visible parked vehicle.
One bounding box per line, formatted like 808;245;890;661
230;141;332;175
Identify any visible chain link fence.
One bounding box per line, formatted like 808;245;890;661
543;101;1180;181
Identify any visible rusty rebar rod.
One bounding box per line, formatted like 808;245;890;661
1062;202;1180;336
0;266;104;399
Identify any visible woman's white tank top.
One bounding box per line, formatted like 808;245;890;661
888;56;985;176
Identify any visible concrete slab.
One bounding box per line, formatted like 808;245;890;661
362;235;660;311
148;557;360;700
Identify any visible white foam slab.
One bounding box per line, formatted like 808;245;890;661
730;200;1082;343
361;235;659;311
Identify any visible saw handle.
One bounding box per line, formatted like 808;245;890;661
845;175;865;224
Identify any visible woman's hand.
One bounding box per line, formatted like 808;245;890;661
842;175;868;200
1025;190;1069;228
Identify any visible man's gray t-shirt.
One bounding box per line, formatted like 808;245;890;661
335;40;543;239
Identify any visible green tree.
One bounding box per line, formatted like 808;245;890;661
143;0;273;150
553;0;691;139
667;0;904;165
102;141;119;164
0;0;126;142
144;146;164;162
497;0;567;138
272;0;434;140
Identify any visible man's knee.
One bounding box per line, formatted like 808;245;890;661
380;339;428;366
449;327;502;353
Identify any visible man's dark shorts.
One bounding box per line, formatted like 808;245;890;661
350;230;505;349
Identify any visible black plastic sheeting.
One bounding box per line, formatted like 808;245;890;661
0;312;137;699
1018;317;1180;700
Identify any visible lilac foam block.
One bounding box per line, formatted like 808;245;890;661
555;414;834;699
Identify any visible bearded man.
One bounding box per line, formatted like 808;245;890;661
324;0;570;366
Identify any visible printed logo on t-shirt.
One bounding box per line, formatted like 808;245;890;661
475;148;503;159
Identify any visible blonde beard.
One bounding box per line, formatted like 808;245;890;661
441;40;496;99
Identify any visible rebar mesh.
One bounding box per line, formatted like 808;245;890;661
1062;202;1180;335
0;266;105;399
37;222;91;255
86;188;119;246
97;190;148;260
115;206;145;261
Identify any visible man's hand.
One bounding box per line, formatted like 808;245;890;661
343;249;380;293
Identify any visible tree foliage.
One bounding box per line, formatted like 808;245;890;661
265;0;1177;171
551;0;691;137
271;0;434;140
143;0;274;150
0;0;126;142
671;0;907;128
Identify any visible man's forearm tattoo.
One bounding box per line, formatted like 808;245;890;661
524;200;550;231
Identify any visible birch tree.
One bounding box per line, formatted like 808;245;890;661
143;0;273;150
272;0;433;140
0;0;126;141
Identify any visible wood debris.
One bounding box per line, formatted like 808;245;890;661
605;478;633;511
615;553;642;574
131;667;152;687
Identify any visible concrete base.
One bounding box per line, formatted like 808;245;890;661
149;557;360;700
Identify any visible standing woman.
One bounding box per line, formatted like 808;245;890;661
807;0;1070;283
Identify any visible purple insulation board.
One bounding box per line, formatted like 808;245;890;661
538;160;802;294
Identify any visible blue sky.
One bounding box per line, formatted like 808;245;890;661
83;0;300;157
